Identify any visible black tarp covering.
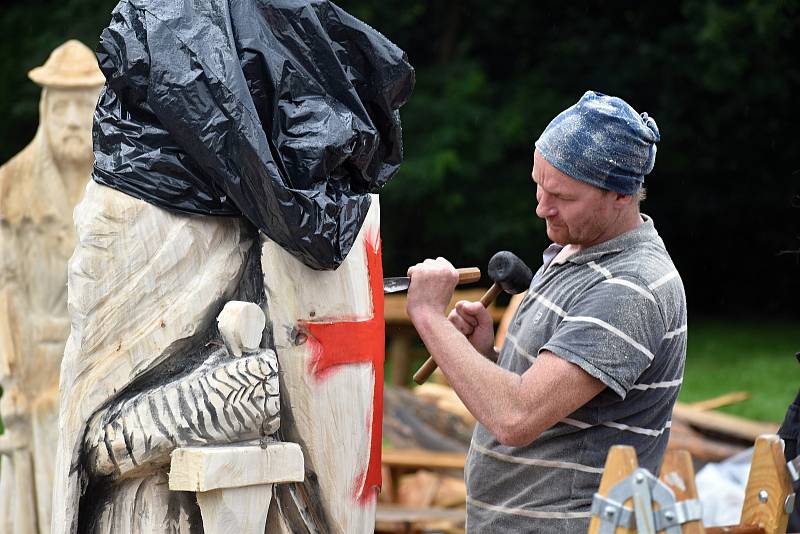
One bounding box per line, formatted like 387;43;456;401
92;0;414;270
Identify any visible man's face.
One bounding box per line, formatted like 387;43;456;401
532;150;621;249
44;87;98;165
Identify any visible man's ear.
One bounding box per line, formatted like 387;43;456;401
614;192;636;208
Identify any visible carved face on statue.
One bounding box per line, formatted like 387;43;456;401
43;87;97;166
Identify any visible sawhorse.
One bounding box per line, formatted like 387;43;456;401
588;434;796;534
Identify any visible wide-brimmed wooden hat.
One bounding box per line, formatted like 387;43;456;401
28;39;105;88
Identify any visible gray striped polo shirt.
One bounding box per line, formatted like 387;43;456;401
465;215;687;533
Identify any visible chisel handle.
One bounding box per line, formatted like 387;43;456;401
456;267;481;285
412;282;503;385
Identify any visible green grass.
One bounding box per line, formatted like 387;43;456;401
678;320;800;422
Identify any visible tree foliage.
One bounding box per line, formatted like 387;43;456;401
0;0;798;316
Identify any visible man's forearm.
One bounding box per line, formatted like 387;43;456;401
412;310;529;443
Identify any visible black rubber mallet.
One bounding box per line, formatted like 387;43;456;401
412;251;534;385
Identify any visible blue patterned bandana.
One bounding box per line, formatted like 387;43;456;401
534;91;660;195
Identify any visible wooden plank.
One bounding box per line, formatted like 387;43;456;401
706;527;765;533
668;419;746;462
382;448;466;471
672;403;779;443
687;392;751;412
375;504;465;532
739;435;793;534
587;445;638;534
658;449;705;534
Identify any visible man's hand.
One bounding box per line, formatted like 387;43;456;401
406;257;459;321
448;301;495;358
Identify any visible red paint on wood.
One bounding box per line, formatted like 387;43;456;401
301;234;385;504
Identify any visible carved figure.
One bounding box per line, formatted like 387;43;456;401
52;182;383;534
50;181;283;533
0;40;103;534
49;0;405;529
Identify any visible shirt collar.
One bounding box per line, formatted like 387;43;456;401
550;214;659;266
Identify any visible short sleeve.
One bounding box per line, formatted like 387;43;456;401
541;276;666;398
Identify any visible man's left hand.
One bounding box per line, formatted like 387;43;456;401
406;257;459;320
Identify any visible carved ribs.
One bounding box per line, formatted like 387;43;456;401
85;350;280;479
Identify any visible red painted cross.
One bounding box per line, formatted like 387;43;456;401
300;234;385;504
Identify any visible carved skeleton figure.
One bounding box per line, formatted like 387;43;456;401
0;40;103;534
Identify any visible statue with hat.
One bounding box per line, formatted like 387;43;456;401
0;39;104;534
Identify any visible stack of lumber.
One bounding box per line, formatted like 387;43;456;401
380;385;469;533
377;446;467;533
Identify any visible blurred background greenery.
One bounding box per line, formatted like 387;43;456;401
0;0;798;424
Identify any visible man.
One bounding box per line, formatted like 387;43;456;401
0;40;104;534
407;91;686;533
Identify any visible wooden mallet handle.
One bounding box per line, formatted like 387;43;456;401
412;282;503;385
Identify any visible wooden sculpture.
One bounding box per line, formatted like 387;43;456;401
49;181;382;533
262;198;384;533
0;40;103;534
51;181;279;533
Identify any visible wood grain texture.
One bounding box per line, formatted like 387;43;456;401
739;435;793;534
262;197;381;533
196;485;273;534
587;445;639;534
169;443;304;492
658;449;705;534
52;181;251;534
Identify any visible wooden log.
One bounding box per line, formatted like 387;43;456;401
383;385;472;451
413;383;474;425
687;392;751;412
668;419;746;462
672;403;779;443
587;445;639;534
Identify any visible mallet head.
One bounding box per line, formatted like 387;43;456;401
487;251;533;294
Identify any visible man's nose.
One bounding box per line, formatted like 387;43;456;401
535;195;556;219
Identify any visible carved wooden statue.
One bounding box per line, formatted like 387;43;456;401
50;181;383;533
0;40;104;534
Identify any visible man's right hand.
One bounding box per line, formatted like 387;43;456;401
448;300;496;359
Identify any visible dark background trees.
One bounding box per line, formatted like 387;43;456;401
1;0;798;318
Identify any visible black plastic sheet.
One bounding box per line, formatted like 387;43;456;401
93;0;414;270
